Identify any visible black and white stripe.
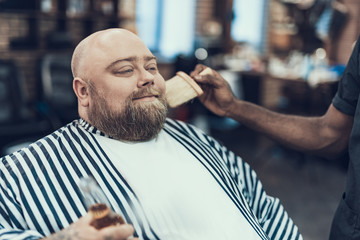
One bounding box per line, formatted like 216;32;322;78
164;119;301;240
0;118;302;240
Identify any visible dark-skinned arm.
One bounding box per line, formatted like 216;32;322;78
190;64;354;159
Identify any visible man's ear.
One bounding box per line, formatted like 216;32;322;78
73;77;90;107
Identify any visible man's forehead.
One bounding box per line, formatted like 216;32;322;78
90;32;150;56
78;29;154;70
92;29;142;47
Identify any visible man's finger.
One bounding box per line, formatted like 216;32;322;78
100;224;135;239
78;212;93;224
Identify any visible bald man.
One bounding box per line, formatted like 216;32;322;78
0;29;302;240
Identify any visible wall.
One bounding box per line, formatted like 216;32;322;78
0;0;136;102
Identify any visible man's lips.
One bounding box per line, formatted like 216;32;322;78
132;95;159;101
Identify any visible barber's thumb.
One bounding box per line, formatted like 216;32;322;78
199;67;213;76
190;64;206;77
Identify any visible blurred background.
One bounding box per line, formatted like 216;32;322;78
0;0;356;238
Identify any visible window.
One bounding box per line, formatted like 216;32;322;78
231;0;267;53
136;0;196;59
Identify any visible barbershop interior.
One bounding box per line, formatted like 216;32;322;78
0;0;356;238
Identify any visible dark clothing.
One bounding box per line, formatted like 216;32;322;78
331;36;360;239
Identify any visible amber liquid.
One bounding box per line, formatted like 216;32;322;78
89;203;126;229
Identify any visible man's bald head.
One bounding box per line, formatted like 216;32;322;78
71;28;167;142
71;28;142;79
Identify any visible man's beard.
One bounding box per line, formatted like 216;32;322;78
88;87;168;142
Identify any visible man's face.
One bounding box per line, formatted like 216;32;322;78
83;30;168;141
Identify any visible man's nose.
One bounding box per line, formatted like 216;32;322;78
138;69;155;87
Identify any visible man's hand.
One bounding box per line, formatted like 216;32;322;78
43;213;138;240
190;64;237;117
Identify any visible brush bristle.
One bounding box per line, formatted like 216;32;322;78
165;71;203;108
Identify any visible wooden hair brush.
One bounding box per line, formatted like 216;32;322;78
165;68;212;108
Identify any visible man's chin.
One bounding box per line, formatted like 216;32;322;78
134;98;167;111
88;93;168;142
133;100;157;106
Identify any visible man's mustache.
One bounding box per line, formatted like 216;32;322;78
131;87;163;100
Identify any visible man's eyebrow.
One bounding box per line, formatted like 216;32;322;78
144;56;157;61
106;56;157;70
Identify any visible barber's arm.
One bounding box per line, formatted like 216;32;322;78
191;64;353;158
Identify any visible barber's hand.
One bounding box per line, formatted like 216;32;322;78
190;64;237;117
44;213;138;240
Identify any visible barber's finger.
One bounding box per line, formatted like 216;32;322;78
199;67;213;76
190;64;208;77
193;69;220;85
100;223;135;239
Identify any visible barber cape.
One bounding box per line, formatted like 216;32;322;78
0;118;302;240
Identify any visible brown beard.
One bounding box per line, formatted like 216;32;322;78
88;86;168;142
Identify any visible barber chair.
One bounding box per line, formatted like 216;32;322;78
39;53;78;125
0;60;53;156
1;53;79;156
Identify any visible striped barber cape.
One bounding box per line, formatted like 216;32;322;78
0;118;302;240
